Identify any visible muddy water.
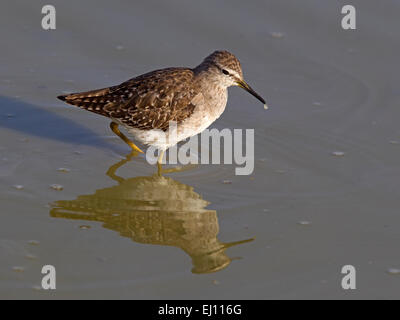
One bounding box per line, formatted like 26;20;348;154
1;0;400;299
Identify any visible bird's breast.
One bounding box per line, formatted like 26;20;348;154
202;86;228;120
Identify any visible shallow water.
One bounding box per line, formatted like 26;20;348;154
1;0;400;299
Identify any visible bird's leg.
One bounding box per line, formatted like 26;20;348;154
157;149;165;164
110;122;143;153
157;149;165;176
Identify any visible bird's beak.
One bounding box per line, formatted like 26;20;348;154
236;79;266;105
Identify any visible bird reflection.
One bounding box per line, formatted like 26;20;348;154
50;153;253;274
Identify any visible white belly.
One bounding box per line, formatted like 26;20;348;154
127;89;228;150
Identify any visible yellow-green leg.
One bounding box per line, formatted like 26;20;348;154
110;122;143;153
157;149;165;176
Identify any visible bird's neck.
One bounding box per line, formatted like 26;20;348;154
193;64;227;91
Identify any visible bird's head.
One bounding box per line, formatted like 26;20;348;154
199;50;266;106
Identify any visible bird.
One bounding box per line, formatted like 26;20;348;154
58;50;266;169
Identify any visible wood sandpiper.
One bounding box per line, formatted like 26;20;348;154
58;50;266;169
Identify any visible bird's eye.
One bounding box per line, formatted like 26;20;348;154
222;69;230;75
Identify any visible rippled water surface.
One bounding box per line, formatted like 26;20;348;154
1;0;400;299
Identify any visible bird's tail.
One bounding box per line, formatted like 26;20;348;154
57;87;112;108
57;85;128;119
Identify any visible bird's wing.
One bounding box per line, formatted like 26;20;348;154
58;68;198;131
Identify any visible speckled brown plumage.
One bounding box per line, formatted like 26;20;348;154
58;68;198;131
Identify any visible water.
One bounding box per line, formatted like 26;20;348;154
1;0;400;299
